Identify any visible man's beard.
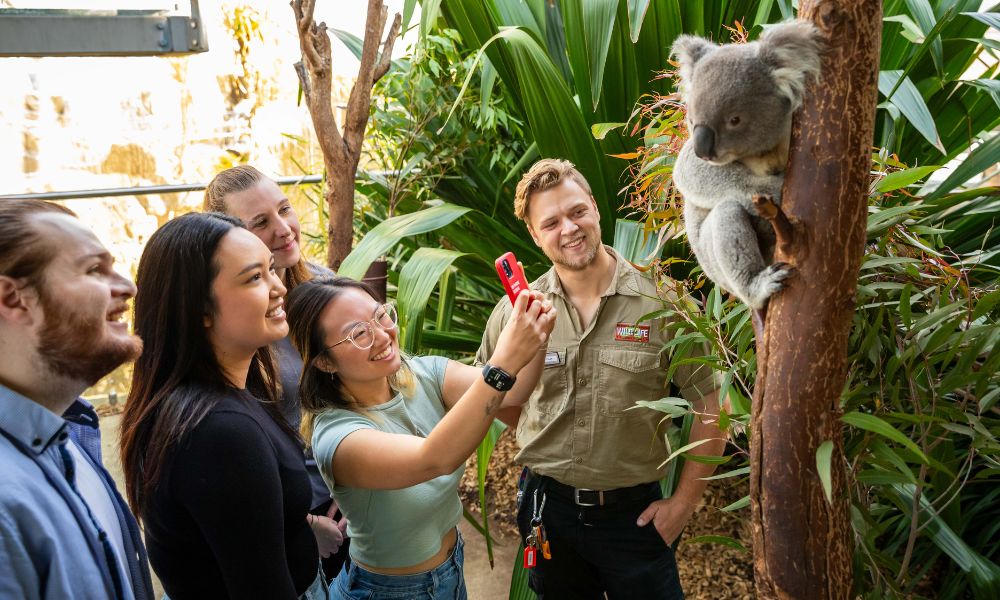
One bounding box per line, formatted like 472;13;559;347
550;232;601;271
35;288;143;386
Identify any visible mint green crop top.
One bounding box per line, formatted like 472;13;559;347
311;355;464;568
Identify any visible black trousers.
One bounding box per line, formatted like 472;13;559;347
516;471;684;600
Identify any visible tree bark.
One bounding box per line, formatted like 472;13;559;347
292;0;400;271
750;2;881;599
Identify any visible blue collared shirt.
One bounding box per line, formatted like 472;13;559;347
0;383;153;600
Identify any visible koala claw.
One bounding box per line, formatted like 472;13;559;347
747;263;795;309
768;262;794;278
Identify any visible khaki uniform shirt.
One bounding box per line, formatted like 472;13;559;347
476;247;718;489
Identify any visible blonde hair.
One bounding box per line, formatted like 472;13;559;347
513;158;593;223
204;165;312;290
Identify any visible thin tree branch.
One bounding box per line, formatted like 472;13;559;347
291;0;346;164
896;462;927;582
299;0;317;32
374;13;402;83
345;1;387;132
291;0;400;269
345;0;399;154
752;307;766;342
753;193;795;256
748;193;792;341
291;0;323;69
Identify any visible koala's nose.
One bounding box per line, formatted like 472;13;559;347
692;125;716;161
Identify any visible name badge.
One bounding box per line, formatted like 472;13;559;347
544;351;564;366
615;322;650;343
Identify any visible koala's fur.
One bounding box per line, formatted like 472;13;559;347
671;22;821;309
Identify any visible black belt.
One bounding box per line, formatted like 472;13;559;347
529;471;658;508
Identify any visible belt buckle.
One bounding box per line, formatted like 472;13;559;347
574;488;603;507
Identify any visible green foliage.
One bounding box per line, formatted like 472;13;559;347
876;1;1000;165
578;2;1000;597
843;208;1000;596
347;26;542;359
345;0;999;596
649;186;1000;596
476;420;507;567
617;5;1000;592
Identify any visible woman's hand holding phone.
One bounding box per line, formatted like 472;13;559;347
491;289;555;375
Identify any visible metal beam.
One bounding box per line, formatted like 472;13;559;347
0;175;325;202
0;4;208;57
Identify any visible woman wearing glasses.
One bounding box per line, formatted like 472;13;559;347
204;166;349;576
285;276;555;600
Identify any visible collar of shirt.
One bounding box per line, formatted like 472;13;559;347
531;245;646;300
0;382;74;454
64;397;100;429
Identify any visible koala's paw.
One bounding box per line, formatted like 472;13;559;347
746;262;795;309
751;194;779;219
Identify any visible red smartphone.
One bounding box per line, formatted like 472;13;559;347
495;251;531;307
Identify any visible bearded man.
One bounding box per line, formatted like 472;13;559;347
0;200;153;600
477;159;725;599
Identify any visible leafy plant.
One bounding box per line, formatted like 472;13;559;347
650;174;1000;597
339;1;1000;596
623;14;1000;594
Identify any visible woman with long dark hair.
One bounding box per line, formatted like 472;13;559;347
205;166;348;572
286;276;554;599
120;212;325;599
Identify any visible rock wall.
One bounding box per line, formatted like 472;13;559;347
0;1;365;398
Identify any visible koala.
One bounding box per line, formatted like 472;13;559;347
670;22;821;309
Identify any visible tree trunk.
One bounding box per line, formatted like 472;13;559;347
750;2;881;598
293;0;400;271
326;161;357;272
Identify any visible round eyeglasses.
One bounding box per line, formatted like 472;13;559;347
324;303;398;351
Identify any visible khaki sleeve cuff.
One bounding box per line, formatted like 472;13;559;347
475;296;512;367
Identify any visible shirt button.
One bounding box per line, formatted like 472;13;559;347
577;418;586;427
58;432;68;441
31;438;42;446
573;457;583;464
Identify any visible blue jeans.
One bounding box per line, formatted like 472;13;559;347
330;531;467;600
302;563;331;600
163;564;328;600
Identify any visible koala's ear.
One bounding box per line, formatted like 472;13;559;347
758;21;822;109
670;35;717;95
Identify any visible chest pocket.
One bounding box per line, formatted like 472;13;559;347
532;347;569;416
596;348;664;417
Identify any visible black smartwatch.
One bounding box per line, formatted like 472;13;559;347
482;363;516;391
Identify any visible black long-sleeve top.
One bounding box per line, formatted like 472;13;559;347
144;387;318;599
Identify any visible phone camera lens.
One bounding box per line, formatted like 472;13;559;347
502;260;513;277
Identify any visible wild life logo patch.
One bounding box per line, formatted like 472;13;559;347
615;322;650;343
